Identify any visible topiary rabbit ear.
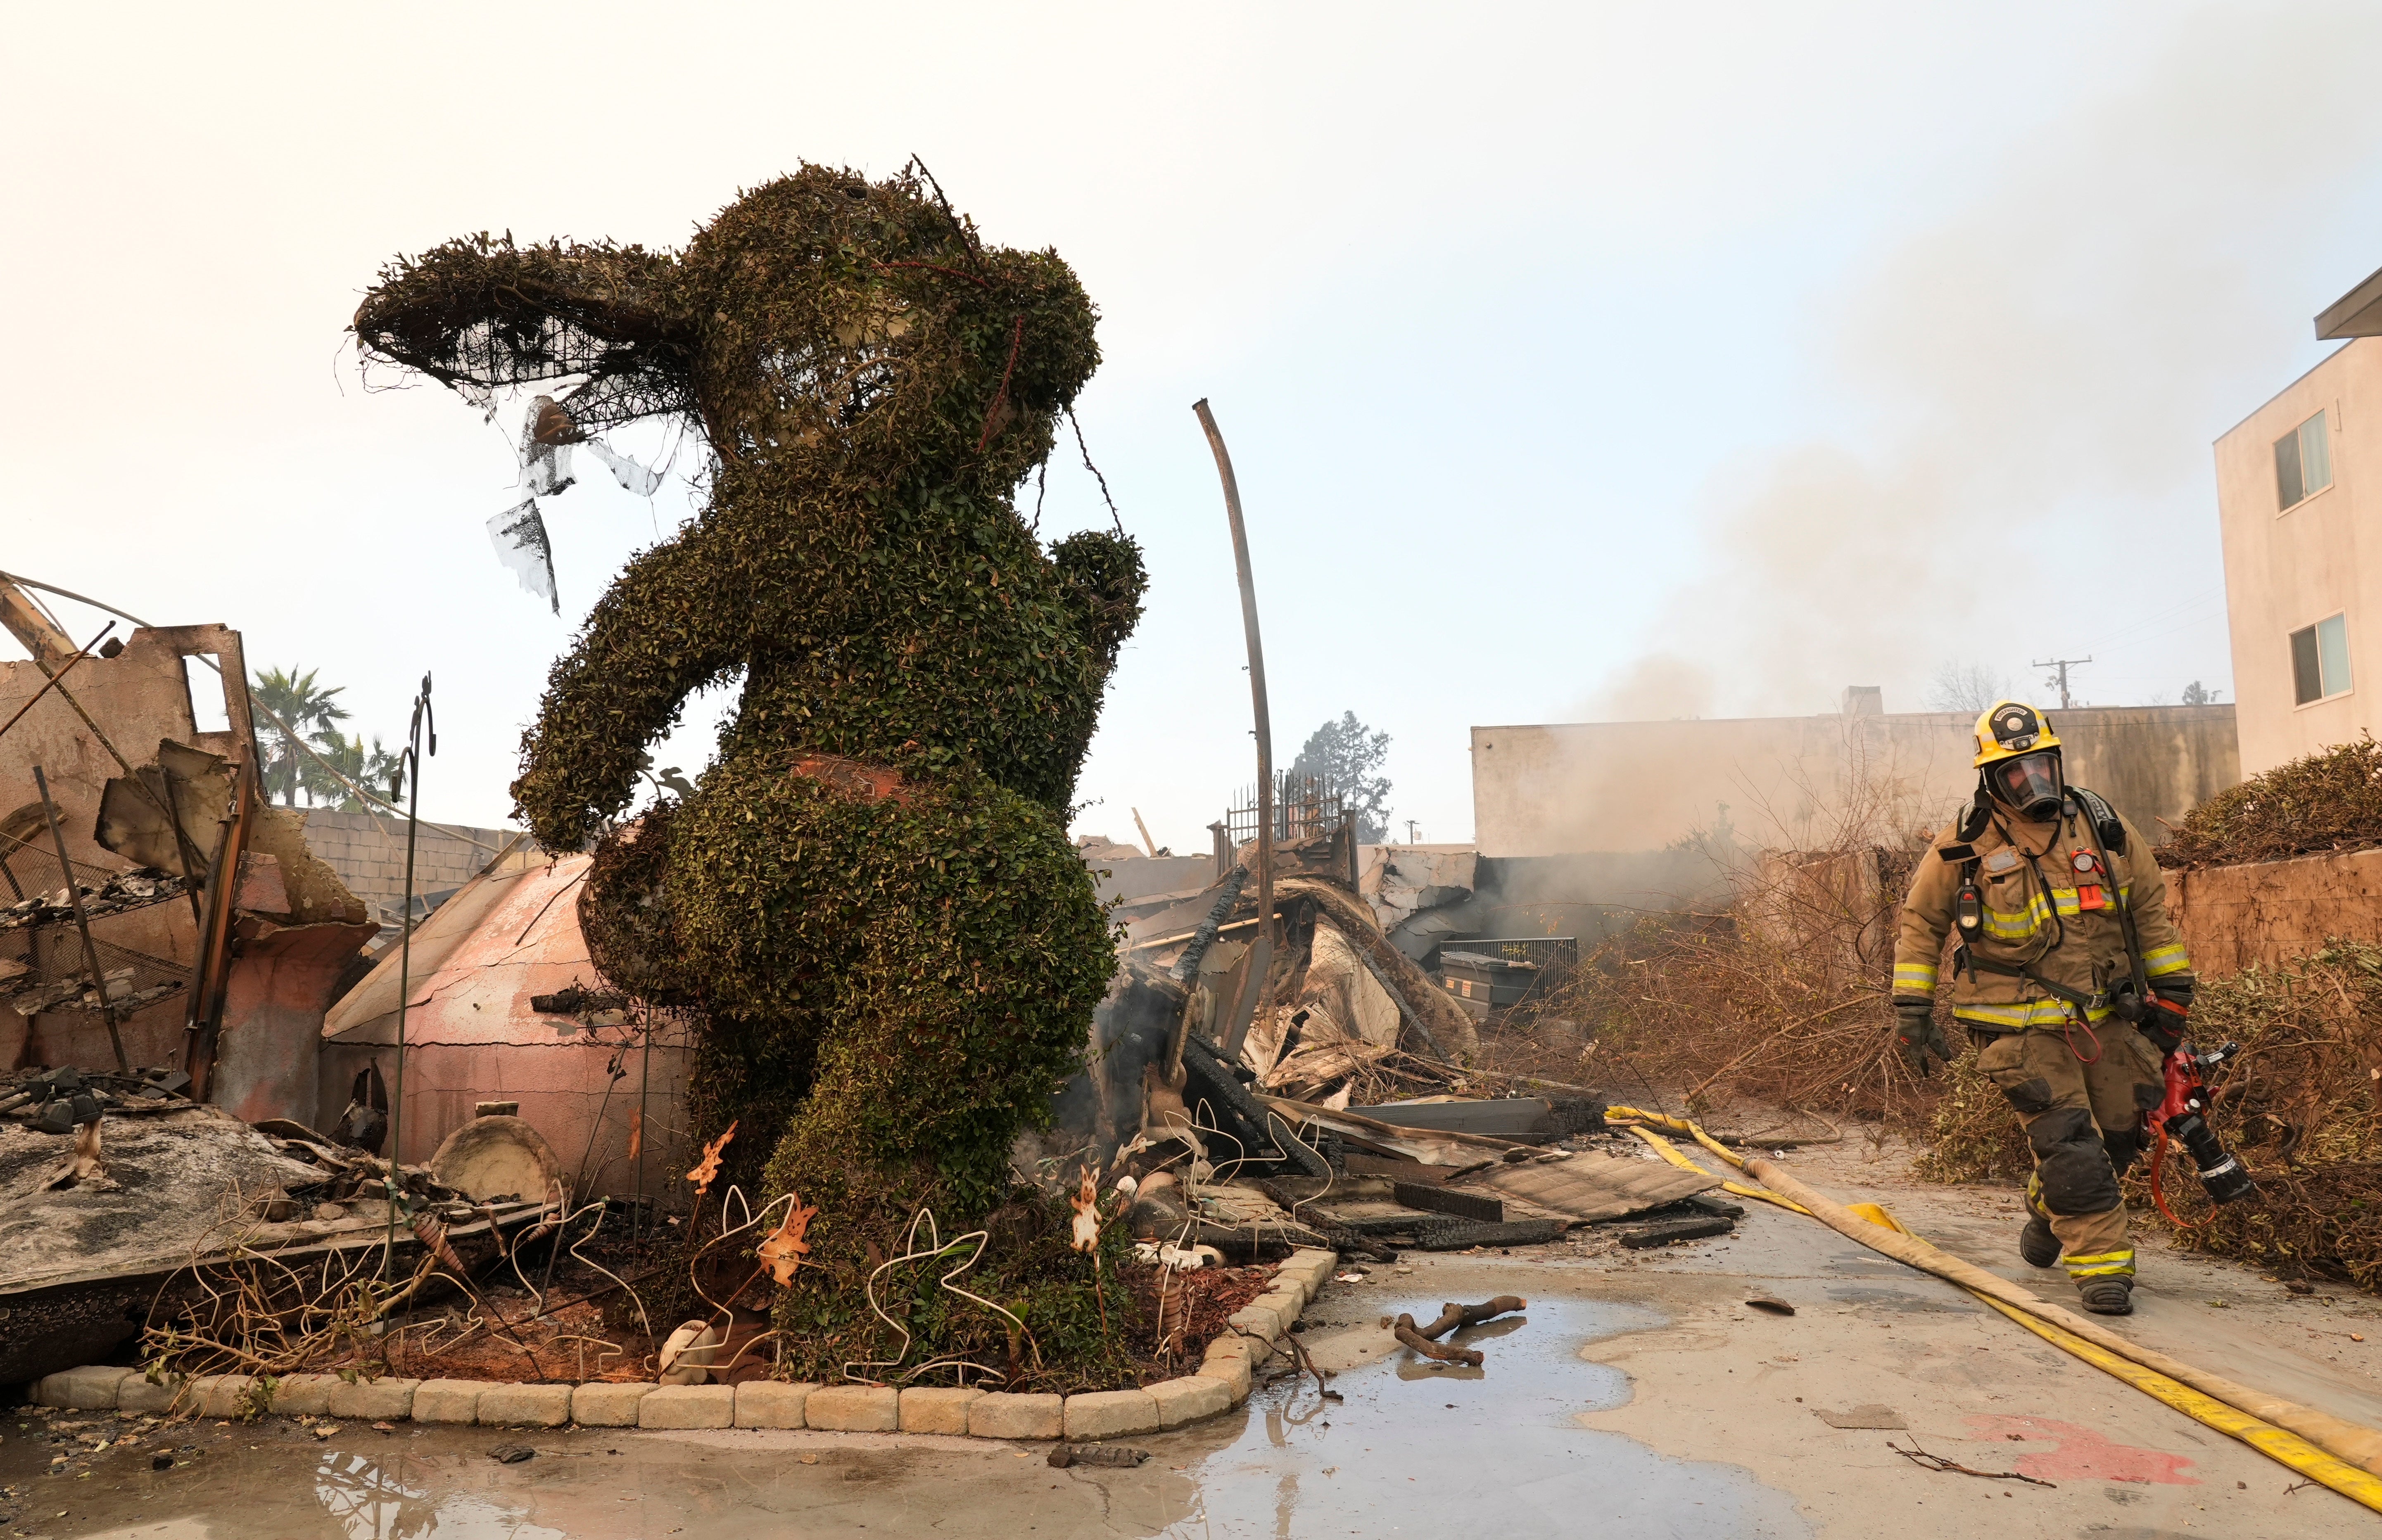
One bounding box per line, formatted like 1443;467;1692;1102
354;234;696;436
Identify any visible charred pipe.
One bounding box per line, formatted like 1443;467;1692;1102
1415;1296;1527;1341
1391;1312;1485;1367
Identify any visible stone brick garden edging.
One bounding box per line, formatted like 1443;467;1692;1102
30;1248;1339;1439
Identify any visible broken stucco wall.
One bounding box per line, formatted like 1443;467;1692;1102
212;802;375;1125
1;627;236;1077
0;626;371;1127
1358;843;1477;935
1085;852;1214;906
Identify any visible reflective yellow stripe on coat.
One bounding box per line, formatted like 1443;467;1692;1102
1952;998;2107;1030
2142;942;2192;978
1981;885;2135;940
1892;963;1938;995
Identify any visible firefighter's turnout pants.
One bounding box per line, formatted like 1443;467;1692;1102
1973;1022;2164;1281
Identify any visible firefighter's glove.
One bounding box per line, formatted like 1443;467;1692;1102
2142;981;2193;1055
1893;1000;1953;1078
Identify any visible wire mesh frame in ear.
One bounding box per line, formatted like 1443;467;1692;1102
354;232;697;438
416;316;697;437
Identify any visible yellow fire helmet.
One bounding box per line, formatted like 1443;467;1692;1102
1972;699;2063;767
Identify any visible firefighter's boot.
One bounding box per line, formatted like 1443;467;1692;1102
2019;1214;2059;1269
2078;1275;2134;1315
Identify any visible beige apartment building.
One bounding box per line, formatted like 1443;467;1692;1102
2214;268;2382;775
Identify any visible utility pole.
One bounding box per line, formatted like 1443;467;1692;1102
1193;400;1273;1068
1404;818;1421;845
2032;656;2093;710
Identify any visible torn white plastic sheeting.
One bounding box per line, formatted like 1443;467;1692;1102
487;499;559;615
587;440;662;496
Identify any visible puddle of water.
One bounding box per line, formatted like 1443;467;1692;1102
1163;1294;1812;1539
14;1300;1810;1539
48;1445;573;1540
309;1447;572;1540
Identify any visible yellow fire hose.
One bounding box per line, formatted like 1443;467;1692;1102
1605;1106;2382;1512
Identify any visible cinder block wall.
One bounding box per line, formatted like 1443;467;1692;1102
292;808;529;923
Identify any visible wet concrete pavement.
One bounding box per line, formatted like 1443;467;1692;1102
8;1141;2380;1537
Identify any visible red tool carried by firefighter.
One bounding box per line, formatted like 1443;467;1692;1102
2144;1034;2254;1225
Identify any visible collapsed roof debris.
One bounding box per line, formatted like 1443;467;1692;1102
0;592;378;1125
0;1099;556;1386
0;575;606;1392
1050;799;1726;1278
0;868;185;933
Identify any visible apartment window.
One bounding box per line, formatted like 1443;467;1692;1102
2291;612;2353;705
2276;408;2333;510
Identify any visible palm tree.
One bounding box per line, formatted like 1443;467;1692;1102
251;667;351;806
314;731;406;811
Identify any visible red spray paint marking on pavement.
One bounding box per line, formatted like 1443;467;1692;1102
1964;1414;2199;1485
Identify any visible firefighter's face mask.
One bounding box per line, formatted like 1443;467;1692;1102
1988;750;2065;822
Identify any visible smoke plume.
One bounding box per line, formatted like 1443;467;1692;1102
1589;8;2382;722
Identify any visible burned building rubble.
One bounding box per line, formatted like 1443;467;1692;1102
0;600;375;1127
0;580;582;1386
1054;812;1717;1268
0;567;1704;1402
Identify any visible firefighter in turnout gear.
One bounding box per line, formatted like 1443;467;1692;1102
1890;700;2194;1315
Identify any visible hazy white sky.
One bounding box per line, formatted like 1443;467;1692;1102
6;3;2380;844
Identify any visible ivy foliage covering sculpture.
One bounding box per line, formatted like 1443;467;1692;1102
355;165;1147;1383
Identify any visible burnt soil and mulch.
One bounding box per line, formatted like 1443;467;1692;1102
199;1223;1282;1393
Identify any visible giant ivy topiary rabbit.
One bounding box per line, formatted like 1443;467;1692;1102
356;165;1145;1380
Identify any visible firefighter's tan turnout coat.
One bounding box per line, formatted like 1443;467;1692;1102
1892;795;2191;1031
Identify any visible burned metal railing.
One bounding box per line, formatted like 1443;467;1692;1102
1224;774;1347;846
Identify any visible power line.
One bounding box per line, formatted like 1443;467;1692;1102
2075;590;2225;654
